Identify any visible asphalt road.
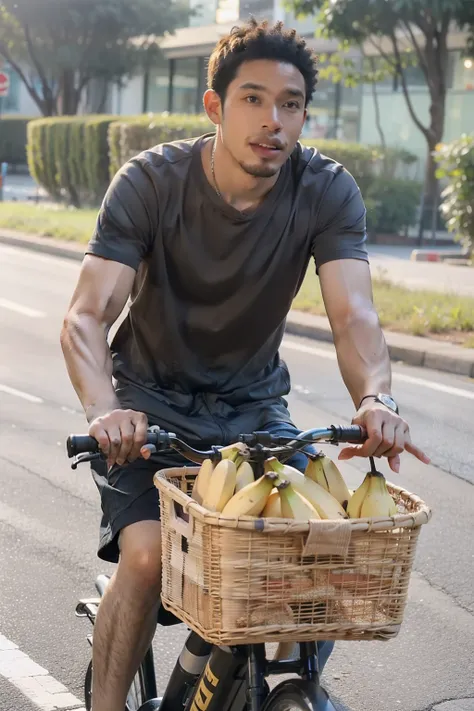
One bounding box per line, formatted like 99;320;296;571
1;244;474;711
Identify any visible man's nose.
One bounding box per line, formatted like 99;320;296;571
262;106;283;133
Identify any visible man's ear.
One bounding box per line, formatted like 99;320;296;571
203;89;222;126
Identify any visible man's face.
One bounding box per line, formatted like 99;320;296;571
217;59;307;178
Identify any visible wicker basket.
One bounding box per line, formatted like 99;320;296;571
154;466;431;646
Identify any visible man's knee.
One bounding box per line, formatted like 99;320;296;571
118;520;162;591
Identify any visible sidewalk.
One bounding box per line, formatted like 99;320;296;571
1;228;473;379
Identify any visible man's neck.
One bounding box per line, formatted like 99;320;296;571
201;135;280;213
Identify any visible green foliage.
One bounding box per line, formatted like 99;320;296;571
0;116;33;164
365;179;421;234
27;112;418;210
27;116;118;205
435;134;474;256
302;139;416;193
108;113;213;177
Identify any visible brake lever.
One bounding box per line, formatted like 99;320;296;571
71;452;105;470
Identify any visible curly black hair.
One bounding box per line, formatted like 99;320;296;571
207;18;319;107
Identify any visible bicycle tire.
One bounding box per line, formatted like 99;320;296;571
261;679;337;711
84;660;147;711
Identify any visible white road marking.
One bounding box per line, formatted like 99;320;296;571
0;244;79;268
281;339;474;401
282;340;337;360
0;634;84;710
391;372;474;400
0;384;44;404
0;297;46;318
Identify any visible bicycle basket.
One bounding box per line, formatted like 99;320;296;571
154;467;431;646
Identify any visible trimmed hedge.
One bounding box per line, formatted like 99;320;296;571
27;115;119;206
109;115;416;192
108;113;212;178
26;112;418;215
365;178;421;235
0;116;34;165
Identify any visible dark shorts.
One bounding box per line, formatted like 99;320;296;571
91;421;317;563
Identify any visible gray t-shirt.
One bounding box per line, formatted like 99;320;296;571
87;133;368;444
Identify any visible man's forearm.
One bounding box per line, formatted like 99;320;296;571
332;307;391;409
60;312;121;421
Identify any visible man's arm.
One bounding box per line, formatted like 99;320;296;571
319;258;430;472
60;158;156;467
60;255;148;467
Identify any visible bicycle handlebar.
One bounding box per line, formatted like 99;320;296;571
66;424;366;467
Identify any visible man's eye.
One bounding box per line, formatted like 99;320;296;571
285;101;300;110
245;95;259;104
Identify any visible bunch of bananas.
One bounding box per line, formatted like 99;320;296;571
189;444;398;521
347;467;398;518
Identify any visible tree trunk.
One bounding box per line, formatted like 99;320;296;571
58;69;81;115
368;56;387;157
417;86;446;245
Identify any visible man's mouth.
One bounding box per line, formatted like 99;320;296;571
249;142;283;158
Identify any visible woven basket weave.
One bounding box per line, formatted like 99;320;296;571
154;466;431;646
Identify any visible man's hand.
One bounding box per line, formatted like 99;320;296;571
338;402;430;473
88;408;148;468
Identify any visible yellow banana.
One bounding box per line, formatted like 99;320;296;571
261;489;281;517
221;473;278;517
277;481;321;520
305;454;351;509
202;459;237;512
264;458;347;520
235;461;255;492
360;473;397;518
346;473;371;518
219;443;249;462
191;458;215;505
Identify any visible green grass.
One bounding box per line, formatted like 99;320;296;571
0;202;96;243
1;202;473;345
295;269;474;346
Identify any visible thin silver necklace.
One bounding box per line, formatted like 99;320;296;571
211;137;222;200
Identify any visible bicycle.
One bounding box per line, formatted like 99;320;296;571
68;423;368;711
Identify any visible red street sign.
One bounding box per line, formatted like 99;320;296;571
0;71;10;98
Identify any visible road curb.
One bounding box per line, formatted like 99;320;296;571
2;229;474;379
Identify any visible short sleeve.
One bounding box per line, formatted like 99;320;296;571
86;159;157;271
311;168;369;273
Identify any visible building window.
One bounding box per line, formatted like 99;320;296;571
147;54;171;113
451;50;474;91
172;57;199;114
239;0;273;20
189;0;217;26
216;0;239;24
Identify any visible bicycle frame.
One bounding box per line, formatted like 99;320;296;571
138;631;324;711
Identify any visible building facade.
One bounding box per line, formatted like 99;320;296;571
2;1;473;169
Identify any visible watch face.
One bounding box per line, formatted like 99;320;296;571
378;394;398;413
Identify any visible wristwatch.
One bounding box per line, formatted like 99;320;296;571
359;393;399;414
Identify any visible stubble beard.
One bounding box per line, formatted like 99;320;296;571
238;160;280;179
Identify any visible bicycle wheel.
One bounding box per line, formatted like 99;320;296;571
261;679;337;711
84;660;147;711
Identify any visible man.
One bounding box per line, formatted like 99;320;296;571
61;18;429;711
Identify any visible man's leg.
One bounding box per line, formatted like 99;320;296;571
91;520;162;711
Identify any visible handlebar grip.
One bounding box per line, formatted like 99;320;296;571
67;435;99;458
330;425;366;443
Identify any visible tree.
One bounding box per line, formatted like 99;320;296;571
290;0;474;243
0;0;187;116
